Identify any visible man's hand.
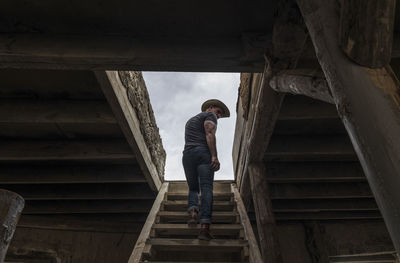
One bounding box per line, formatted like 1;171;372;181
211;156;220;171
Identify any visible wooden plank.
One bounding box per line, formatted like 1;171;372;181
232;184;263;263
0;189;24;262
0;140;135;161
162;200;234;211
168;181;232;193
271;198;379;212
272;211;383;221
278;95;338;120
0;183;154;200
304;222;330;263
0;69;104;100
0;164;145;184
269;182;374;200
330;251;397;262
157;211;238;224
166;192;233;201
0;123;123;140
17;215;143;234
152;224;242;237
0;34;264;72
265;135;356;162
22;200;155;214
297;0;400;253
265;162;365;183
95;71;161;191
140;262;238;263
128;182;168;263
339;0;396;68
274;118;347;135
147;238;247;251
270;69;333;104
248;163;282;263
0;99;116;124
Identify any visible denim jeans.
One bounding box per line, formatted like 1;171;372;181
182;146;214;224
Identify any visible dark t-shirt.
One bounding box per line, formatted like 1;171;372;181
184;112;218;151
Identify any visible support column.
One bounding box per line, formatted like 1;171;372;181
297;0;400;253
0;189;24;262
248;162;282;263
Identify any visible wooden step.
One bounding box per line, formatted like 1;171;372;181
168;182;233;194
157;211;238;224
166;192;233;201
146;238;248;250
163;200;235;212
152;223;243;238
140;262;240;263
142;238;248;261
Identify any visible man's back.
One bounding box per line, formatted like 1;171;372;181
184;112;217;151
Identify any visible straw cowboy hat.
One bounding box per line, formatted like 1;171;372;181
201;99;230;118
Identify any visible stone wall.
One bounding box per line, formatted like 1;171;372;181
118;71;166;178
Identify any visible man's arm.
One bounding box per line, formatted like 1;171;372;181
204;120;220;171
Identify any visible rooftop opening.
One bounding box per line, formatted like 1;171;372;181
144;72;239;181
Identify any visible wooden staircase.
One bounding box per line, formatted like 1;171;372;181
128;181;262;263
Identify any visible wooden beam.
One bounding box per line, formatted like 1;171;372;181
246;66;285;164
22;200;155;214
17;215;143;234
0;140;135;161
330;251;397;262
339;0;396;68
265;162;365;183
248;163;282;263
236;0;309;192
269;182;373;200
297;0;400;253
0;189;24;262
231;184;263;263
0;183;154;200
0;34;265;72
128;182;168;263
265;135;357;162
270;69;334;104
271;198;378;212
272;211;382;221
278;95;338;121
0;100;116;124
0;164;145;184
274;118;346;135
304;222;330;263
95;71;161;191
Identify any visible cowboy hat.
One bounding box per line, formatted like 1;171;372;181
201;99;230;118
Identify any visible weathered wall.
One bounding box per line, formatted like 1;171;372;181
251;222;395;263
118;71;166;178
7;227;138;263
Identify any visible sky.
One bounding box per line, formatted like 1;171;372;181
143;72;240;181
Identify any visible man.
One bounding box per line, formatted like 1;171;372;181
182;99;230;241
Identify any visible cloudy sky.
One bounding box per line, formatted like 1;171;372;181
143;72;240;181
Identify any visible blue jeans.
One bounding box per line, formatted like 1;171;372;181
182;146;214;224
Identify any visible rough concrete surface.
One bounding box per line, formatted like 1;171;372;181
118;71;166;178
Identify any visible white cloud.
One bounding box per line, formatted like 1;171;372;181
143;72;239;181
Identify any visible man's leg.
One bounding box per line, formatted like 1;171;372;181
198;162;214;224
182;151;200;214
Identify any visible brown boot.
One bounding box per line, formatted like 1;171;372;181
198;223;214;241
187;208;198;227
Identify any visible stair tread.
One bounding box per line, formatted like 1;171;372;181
147;238;248;247
159;211;237;215
166;192;233;201
167;192;233;196
153;224;242;229
163;200;234;205
140;262;241;263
